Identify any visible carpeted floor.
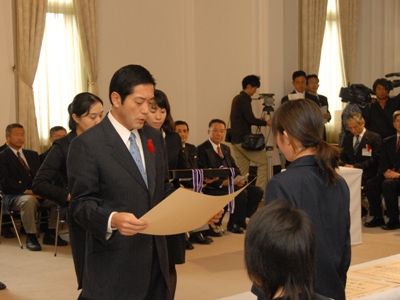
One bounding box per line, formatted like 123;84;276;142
0;215;400;300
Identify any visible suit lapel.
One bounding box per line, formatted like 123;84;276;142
7;148;28;178
204;141;221;167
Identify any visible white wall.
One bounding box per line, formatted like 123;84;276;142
354;0;400;96
2;0;399;162
97;0;296;150
0;0;15;145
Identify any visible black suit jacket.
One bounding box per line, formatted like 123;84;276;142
32;131;87;289
197;140;240;189
67;116;174;299
178;143;199;169
340;129;381;181
260;155;351;300
0;143;7;152
379;134;400;175
176;143;199;189
281;90;319;105
0;147;41;212
164;131;184;171
33;131;77;205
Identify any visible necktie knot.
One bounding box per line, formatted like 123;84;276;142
217;145;224;159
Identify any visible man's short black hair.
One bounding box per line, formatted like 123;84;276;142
373;78;392;92
242;75;261;89
109;64;156;105
174;120;189;131
292;70;307;81
6;123;24;136
306;74;319;84
208;119;226;128
49;126;67;137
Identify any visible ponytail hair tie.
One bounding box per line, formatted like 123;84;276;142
315;138;322;145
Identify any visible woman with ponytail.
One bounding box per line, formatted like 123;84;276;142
33;92;103;299
252;99;351;300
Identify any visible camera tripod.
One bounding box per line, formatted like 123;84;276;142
260;105;286;179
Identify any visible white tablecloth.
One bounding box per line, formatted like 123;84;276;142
337;166;363;245
348;254;400;299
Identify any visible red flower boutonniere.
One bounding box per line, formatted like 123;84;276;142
147;139;155;155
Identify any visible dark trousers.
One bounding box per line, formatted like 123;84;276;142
382;179;400;220
365;175;400;220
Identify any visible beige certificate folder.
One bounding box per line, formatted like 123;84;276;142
139;184;248;235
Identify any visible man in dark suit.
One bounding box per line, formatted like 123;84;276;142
39;126;67;163
306;74;331;141
67;65;224;299
0;123;63;251
281;70;320;105
197;119;263;234
364;110;400;230
174;120;216;246
340;112;381;185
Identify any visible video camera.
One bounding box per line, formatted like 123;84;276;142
257;93;275;112
339;84;373;108
385;72;400;90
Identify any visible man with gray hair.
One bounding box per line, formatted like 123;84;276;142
0;123;67;250
340;112;381;185
364;110;400;230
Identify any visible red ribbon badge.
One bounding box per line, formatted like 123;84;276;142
147;139;155;155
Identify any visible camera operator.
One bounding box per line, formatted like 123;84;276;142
362;78;400;140
229;75;270;191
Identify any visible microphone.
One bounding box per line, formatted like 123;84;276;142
385;72;400;78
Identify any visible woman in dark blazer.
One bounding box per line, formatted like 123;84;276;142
32;92;103;296
146;89;185;300
252;99;351;300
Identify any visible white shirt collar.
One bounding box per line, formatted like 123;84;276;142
108;111;142;151
209;138;220;153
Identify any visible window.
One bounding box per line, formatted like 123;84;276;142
317;0;345;143
33;0;86;148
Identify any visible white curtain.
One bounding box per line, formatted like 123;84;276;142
33;0;85;149
14;0;48;152
300;0;328;74
337;0;360;85
73;0;99;95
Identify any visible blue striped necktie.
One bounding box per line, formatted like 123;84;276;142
353;135;360;154
129;132;147;185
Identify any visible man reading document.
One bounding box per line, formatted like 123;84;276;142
67;65;221;300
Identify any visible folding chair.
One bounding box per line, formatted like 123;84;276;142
54;206;68;256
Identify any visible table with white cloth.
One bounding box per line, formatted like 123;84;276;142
337;166;363;245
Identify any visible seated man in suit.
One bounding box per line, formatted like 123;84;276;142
281;70;319;105
364;110;400;230
175;120;218;246
197;119;263;234
340;112;381;185
0;123;66;251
